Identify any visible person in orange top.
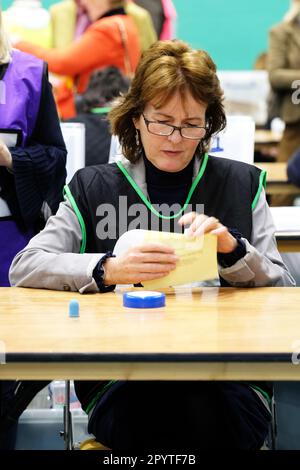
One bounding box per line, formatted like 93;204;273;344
14;0;141;118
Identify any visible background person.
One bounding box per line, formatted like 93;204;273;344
50;0;156;52
0;9;67;287
0;7;67;449
135;0;176;39
267;0;300;163
65;66;130;166
287;146;300;187
13;0;140;118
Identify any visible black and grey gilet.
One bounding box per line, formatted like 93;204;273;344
67;155;268;411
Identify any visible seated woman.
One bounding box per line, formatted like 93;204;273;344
10;40;294;450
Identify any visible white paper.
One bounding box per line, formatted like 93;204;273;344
209;115;255;165
0;132;18;147
270;206;300;233
60;122;85;183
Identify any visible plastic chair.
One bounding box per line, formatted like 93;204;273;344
80;438;110;450
61;380;110;450
61;380;73;450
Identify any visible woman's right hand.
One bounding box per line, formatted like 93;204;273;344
103;243;179;285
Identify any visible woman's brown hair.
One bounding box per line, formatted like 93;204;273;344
109;39;226;162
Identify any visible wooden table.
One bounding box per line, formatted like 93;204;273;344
255;129;281;161
255;129;282;145
255;129;282;146
270;205;300;252
276;234;300;252
1;287;300;381
258;162;300;196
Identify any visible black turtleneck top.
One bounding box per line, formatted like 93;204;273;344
143;154;194;208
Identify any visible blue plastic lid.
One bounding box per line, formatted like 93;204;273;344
69;299;79;317
123;291;166;309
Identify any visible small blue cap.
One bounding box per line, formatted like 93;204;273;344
69;299;79;317
123;291;165;309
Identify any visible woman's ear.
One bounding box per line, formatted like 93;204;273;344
132;116;140;130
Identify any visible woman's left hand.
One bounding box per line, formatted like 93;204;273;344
178;212;238;254
0;139;13;170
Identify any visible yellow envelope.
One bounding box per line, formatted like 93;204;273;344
113;229;218;289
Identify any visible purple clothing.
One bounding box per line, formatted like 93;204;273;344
0;50;43;286
0;49;43;145
0;51;66;287
0;220;33;286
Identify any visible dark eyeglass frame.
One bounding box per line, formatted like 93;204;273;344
142;113;207;140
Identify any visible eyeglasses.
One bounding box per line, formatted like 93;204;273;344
142;114;207;140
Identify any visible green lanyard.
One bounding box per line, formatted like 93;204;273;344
90;106;112;114
116;153;209;220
